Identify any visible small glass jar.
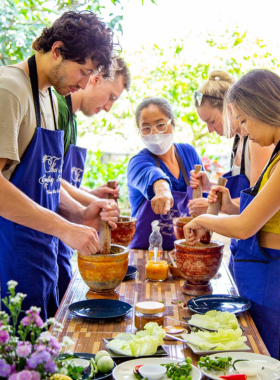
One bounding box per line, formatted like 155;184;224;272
134;301;165;331
145;260;169;281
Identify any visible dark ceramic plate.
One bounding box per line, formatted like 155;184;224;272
124;265;138;280
59;352;116;379
68;299;133;319
187;294;251;314
103;338;168;359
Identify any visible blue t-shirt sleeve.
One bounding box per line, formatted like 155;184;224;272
127;151;172;200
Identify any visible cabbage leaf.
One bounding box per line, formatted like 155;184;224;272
107;322;165;357
189;310;239;330
181;327;247;350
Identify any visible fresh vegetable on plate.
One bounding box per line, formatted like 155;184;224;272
198;356;233;375
97;356;115;373
161;357;192;380
107;322;165;357
189;310;239;330
219;375;247;379
182;327;246;351
133;365;146;380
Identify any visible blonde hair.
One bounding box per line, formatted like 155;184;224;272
198;70;235;110
224;69;280;137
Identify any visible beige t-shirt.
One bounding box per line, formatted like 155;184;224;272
0;66;58;180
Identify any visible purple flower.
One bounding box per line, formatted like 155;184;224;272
0;358;11;377
16;342;32;358
29;372;40;380
21;317;32;326
33;316;43;327
48;336;61;351
34;344;46;352
0;330;10;345
27;351;51;369
8;374;17;380
17;370;33;380
45;358;57;373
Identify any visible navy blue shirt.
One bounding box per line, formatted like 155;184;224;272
127;143;203;216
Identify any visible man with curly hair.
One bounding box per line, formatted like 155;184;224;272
0;11;119;320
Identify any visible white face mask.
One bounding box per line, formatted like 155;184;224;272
141;133;173;155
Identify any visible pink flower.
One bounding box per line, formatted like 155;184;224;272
0;330;10;345
29;372;40;380
33;316;43;327
21;317;32;326
17;370;32;380
16;342;32;358
48;336;61;351
8;374;17;380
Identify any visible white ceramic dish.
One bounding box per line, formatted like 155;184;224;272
139;364;166;380
112;357;201;380
198;352;280;380
71;358;90;370
181;333;250;355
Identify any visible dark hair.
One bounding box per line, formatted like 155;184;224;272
225;69;280;128
135;97;175;127
32;11;116;78
113;57;131;91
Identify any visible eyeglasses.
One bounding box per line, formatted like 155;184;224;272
194;90;223;107
140;119;172;136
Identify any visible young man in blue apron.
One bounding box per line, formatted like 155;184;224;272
0;11;119;320
54;58;131;302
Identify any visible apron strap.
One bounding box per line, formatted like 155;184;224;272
65;94;75;145
48;88;58;131
251;138;280;196
150;146;190;187
230;134;240;172
28;55;41;128
240;135;249;177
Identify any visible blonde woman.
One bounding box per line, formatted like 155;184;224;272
189;70;273;277
184;69;280;359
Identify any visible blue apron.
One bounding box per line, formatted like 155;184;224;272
0;55;64;320
232;140;280;359
129;148;193;250
58;95;87;302
223;135;250;278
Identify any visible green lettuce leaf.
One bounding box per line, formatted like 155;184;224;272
107;322;165;356
181;327;247;350
189;310;239;330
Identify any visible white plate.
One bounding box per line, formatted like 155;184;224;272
199;352;280;380
112;357;201;380
181;333;250;355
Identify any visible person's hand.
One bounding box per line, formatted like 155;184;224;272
208;185;232;214
82;199;120;231
151;189;174;215
190;170;210;191
89;181;119;200
183;218;207;245
188;198;209;216
60;223;100;256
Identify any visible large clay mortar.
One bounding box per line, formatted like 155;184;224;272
174;239;224;296
173;216;194;240
111;216;137;247
78;244;129;298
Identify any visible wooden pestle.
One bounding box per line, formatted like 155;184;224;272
200;176;228;244
191;165;202;218
99;180;117;254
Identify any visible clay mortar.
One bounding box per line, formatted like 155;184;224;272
111;216;137;247
174;239;224;296
173;217;194;240
78;244;129;296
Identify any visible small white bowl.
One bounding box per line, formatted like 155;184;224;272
139;364;167;380
235;361;262;377
71;358;90;370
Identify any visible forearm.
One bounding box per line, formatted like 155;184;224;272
0;175;71;238
196;214;245;239
58;185;86;224
153;179;171;194
61;179;98;207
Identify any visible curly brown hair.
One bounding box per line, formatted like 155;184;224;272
32;11;116;78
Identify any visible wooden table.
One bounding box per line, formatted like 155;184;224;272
51;249;270;379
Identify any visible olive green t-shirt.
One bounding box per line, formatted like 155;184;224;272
54;91;78;155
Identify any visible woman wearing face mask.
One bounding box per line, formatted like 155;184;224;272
188;70;272;217
183;69;280;359
127;97;203;250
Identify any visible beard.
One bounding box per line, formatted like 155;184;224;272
48;61;78;96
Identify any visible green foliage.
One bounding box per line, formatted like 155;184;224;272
82;151;130;210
